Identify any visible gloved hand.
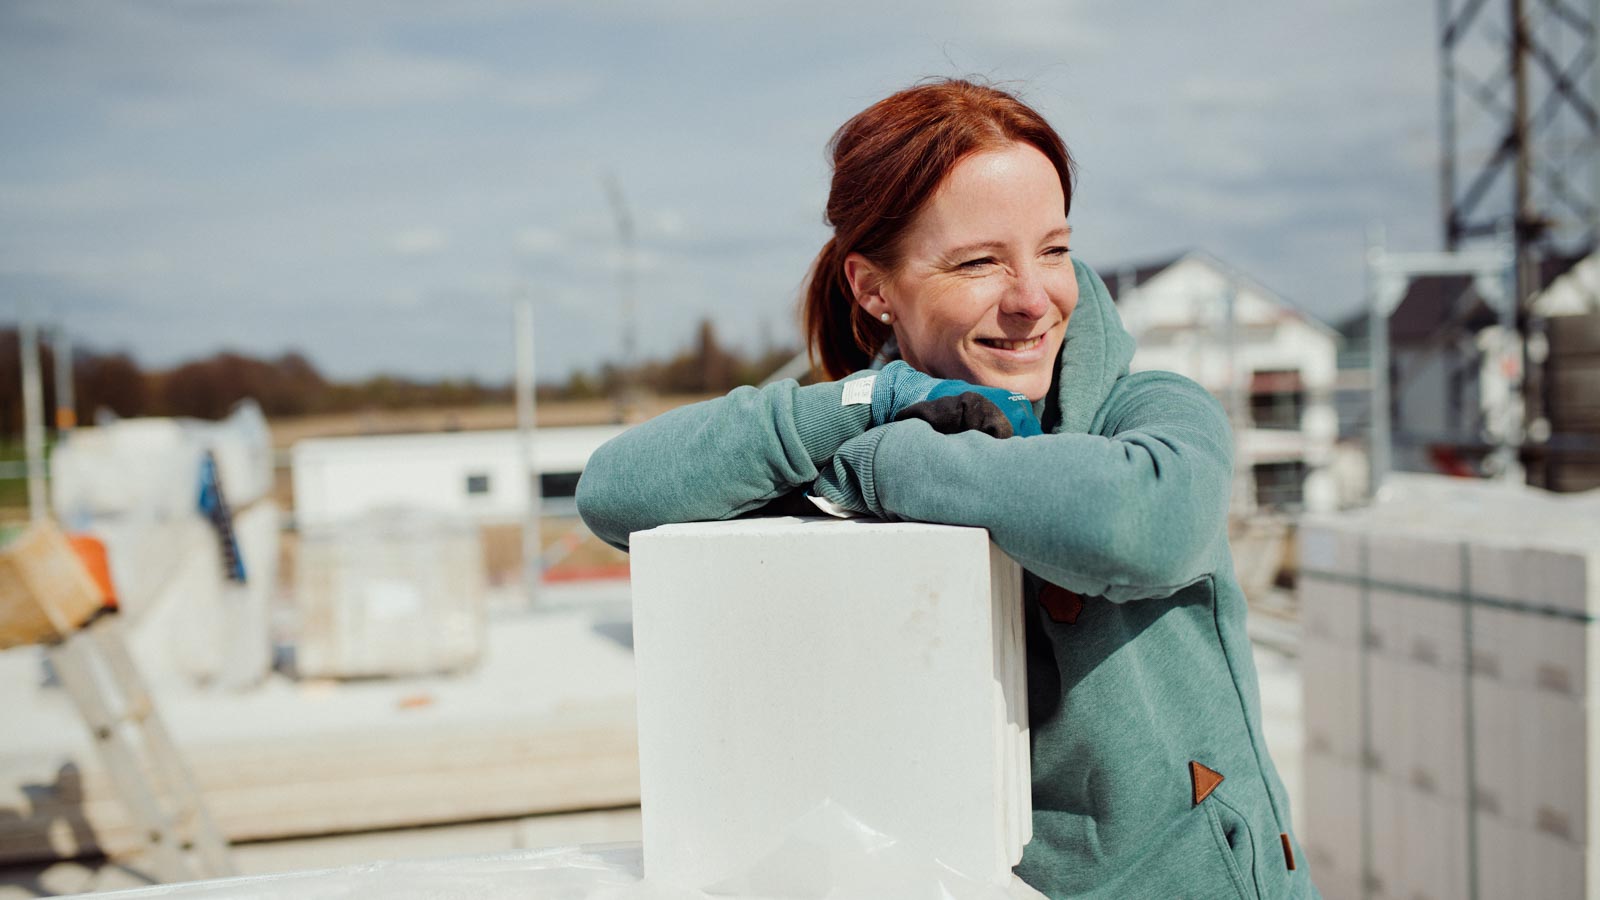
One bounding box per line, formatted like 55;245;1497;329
870;360;1042;437
893;392;1020;438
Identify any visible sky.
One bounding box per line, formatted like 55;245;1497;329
0;1;1444;383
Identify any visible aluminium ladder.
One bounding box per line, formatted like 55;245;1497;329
45;611;236;883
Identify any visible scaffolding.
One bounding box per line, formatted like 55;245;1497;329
1436;0;1600;487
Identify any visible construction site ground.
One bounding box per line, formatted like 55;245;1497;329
0;576;1305;899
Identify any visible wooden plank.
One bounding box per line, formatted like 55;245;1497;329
0;701;639;865
0;522;104;651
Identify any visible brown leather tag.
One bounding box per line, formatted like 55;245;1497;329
1190;760;1224;806
1281;833;1296;870
1038;584;1084;624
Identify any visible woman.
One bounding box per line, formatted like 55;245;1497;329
578;79;1317;899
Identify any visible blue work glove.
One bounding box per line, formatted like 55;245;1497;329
870;361;1042;437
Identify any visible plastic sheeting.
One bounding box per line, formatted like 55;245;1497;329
44;401;279;689
76;836;1048;900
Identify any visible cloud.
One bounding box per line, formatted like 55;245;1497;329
391;226;449;257
514;227;568;255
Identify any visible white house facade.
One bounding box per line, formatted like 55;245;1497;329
1102;251;1342;514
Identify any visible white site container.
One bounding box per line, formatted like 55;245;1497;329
629;517;1030;894
294;510;487;678
1298;477;1600;898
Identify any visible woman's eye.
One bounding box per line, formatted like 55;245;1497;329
1044;246;1071;258
957;257;995;270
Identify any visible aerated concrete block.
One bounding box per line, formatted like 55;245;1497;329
1299;577;1362;648
629;517;1029;892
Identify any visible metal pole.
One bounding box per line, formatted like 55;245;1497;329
603;173;638;418
1439;0;1460;249
514;290;543;606
1367;227;1391;497
20;311;47;521
1222;279;1249;514
52;327;75;434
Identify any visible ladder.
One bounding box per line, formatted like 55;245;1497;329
46;612;236;883
2;521;236;884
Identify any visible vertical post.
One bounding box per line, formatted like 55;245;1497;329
1438;0;1459;250
1495;221;1525;483
1366;228;1391;498
20;312;47;521
514;291;543;606
52;328;75;434
1222;279;1250;513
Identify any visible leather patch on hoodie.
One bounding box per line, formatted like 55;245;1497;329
1190;760;1224;806
1281;833;1296;870
1038;584;1084;624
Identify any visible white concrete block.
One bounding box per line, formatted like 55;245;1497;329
1302;639;1362;763
1529;828;1585;899
1366;772;1405;900
1404;663;1467;801
1397;786;1468;900
1301;752;1362;882
1469;675;1525;823
1527;690;1587;847
1300;577;1362;647
1524;545;1592;615
1525;613;1589;699
1468;604;1533;685
1364;588;1408;659
1399;593;1465;672
1368;531;1461;594
1474;810;1528;900
1366;655;1406;779
1467;537;1524;603
629;517;1029;891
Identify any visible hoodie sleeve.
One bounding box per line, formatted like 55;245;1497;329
576;375;874;550
835;369;1234;603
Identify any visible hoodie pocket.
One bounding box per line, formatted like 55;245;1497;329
1204;793;1261;899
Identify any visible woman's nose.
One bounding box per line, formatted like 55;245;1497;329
1000;266;1052;319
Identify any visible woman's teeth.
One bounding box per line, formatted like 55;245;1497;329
980;336;1042;351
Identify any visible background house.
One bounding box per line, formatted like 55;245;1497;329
1100;250;1343;515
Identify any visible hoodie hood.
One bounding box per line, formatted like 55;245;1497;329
1049;259;1137;435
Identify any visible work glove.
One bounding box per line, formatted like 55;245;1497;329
894;392;1019;439
870;361;1042;437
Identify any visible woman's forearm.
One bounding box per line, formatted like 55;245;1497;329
575;376;873;549
858;370;1235;600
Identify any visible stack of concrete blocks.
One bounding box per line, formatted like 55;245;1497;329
629;517;1032;897
293;509;488;678
1298;475;1600;899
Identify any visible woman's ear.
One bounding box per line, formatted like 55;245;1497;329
843;252;890;319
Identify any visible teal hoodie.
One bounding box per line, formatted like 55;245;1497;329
578;260;1318;899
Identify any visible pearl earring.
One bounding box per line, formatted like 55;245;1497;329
880;312;892;324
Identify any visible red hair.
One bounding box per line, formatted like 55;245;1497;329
803;79;1077;379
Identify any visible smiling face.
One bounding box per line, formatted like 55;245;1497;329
844;141;1078;400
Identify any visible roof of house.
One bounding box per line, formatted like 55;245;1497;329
1096;249;1341;338
1336;249;1592;341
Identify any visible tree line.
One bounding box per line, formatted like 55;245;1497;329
0;321;799;439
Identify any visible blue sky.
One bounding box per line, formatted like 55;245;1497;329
0;1;1441;382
